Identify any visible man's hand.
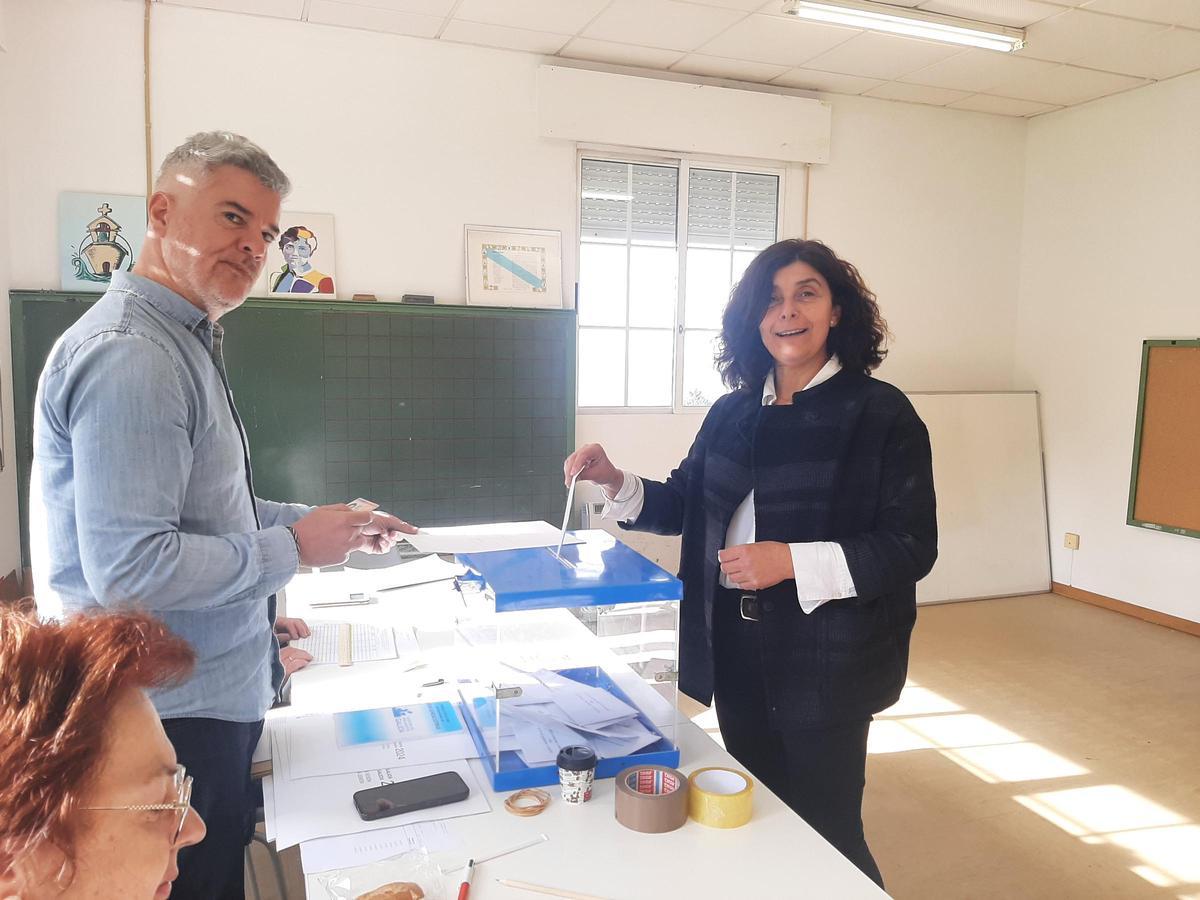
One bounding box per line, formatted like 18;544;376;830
274;616;310;643
360;510;418;554
291;505;378;568
718;542;794;591
279;646;313;677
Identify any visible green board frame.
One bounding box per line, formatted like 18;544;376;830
1126;338;1200;540
10;290;577;567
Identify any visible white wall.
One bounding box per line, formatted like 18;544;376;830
3;0;1028;575
1016;72;1200;624
0;0;19;578
581;95;1027;570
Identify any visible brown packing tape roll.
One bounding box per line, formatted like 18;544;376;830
687;767;753;829
614;765;689;834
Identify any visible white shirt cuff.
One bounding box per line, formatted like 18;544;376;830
788;541;857;614
601;470;644;523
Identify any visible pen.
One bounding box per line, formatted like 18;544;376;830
457;858;475;900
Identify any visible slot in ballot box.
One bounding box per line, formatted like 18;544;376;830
453;530;682;791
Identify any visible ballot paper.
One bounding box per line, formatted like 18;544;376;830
371;554;466;591
292;622;410;666
464;669;661;766
529;669;640;728
299;820;459;874
405;521;584;554
285;703;479;780
269;743;489;850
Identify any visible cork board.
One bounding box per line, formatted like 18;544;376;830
1127;340;1200;539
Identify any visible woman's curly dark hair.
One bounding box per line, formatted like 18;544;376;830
715;239;889;390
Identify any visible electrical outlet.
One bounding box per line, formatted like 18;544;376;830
579;500;605;528
1064;532;1080;550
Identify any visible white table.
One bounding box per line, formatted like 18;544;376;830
274;566;889;900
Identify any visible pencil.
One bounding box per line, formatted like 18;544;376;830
495;878;612;900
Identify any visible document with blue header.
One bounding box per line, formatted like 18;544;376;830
284;702;478;780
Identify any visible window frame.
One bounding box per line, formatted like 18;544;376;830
574;146;786;416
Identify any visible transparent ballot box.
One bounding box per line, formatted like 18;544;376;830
453;529;682;791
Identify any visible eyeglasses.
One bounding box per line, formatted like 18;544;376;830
83;764;194;845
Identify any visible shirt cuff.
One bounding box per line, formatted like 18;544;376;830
601;470;644;523
789;541;857;615
257;525;301;595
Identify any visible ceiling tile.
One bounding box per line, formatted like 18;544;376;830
669;53;790;81
557;37;685;68
1081;0;1200;30
990;62;1146;104
582;0;745;52
771;67;884;93
1074;24;1200;79
917;0;1065;28
162;0;303;18
451;0;608;35
316;0;455;14
865;81;972;105
948;93;1061;115
677;0;773;10
1022;8;1168;64
902;48;1061;93
699;14;860;67
307;0;444;36
802;30;964;80
440;19;569;54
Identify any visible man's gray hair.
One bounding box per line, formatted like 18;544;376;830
157;131;291;197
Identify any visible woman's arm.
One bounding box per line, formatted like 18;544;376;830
836;405;938;602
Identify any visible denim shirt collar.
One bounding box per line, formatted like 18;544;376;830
110;271;215;342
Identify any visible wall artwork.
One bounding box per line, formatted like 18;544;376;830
464;225;562;309
265;212;337;299
58;192;146;292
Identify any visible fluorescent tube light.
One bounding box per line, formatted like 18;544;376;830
782;0;1025;52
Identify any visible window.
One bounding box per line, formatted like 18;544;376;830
577;155;781;411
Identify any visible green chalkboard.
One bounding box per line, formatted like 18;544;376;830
9;291;577;566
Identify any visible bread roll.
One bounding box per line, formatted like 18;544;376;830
355;881;425;900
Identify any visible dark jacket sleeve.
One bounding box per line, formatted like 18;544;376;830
621;395;729;537
837;401;938;602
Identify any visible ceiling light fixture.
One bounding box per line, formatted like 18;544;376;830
781;0;1025;53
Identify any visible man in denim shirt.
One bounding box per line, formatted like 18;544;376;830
31;132;415;899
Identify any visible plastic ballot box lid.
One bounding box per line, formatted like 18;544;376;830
456;529;682;612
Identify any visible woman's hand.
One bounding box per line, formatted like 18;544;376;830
274;616;310;643
563;443;624;496
718;542;794;591
279;645;314;677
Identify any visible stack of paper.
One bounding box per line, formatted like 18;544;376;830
292;622;416;666
262;701;490;852
470;669;661;767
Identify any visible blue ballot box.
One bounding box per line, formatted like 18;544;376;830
454;530;683;791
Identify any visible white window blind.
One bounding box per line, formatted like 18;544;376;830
577;156;780;411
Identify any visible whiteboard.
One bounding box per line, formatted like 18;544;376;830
911;392;1051;604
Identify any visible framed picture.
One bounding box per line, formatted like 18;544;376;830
464;225;562;309
263;212;337;299
59;192;146;292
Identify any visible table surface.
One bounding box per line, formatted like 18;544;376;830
275;564;889;900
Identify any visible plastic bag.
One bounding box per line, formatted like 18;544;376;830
316;848;444;900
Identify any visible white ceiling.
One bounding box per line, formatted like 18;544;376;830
150;0;1200;117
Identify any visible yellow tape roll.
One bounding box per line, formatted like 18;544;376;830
687;767;753;828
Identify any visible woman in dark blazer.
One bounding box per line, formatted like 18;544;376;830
564;239;937;886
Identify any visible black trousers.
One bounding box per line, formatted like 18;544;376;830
712;590;884;888
162;717;265;900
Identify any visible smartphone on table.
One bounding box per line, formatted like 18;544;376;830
353;771;471;821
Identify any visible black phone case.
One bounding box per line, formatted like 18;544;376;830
353;771;471;821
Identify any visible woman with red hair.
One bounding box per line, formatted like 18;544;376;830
0;610;207;898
